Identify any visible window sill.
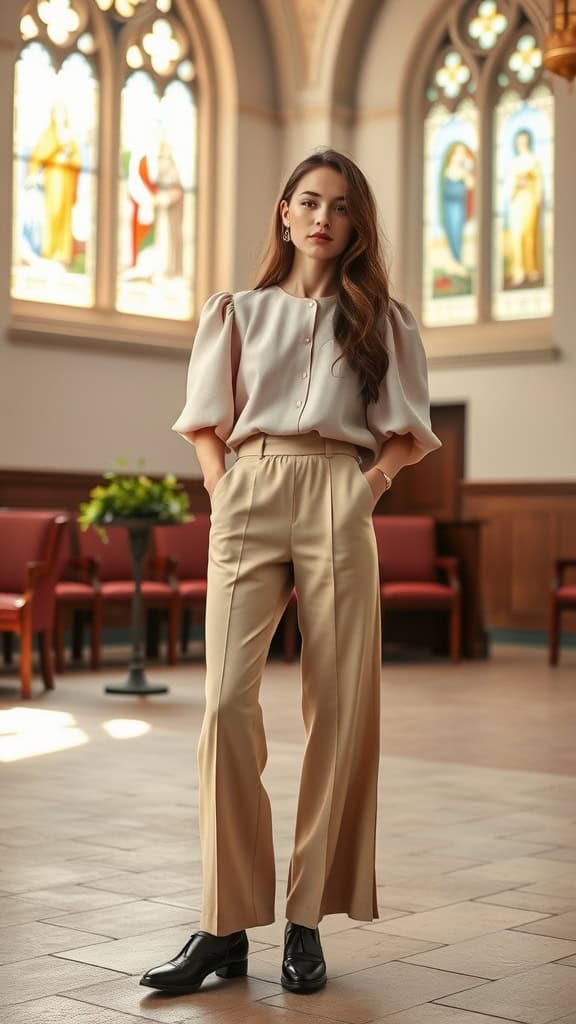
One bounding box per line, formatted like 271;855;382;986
422;318;560;367
8;304;194;358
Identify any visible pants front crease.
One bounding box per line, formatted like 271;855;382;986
197;435;381;935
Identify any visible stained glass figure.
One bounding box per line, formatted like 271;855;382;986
423;98;478;326
116;71;196;319
12;41;97;306
492;85;553;320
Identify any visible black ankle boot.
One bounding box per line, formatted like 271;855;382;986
139;930;248;993
281;921;326;993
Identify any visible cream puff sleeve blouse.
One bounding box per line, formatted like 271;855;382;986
171;286;442;468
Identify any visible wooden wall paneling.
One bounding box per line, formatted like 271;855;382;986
479;500;512;628
0;469;208;518
378;403;465;519
510;509;556;622
462;483;576;633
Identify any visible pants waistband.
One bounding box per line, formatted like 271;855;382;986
234;432;360;460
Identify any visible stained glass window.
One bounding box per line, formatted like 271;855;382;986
492;40;553;320
13;0;198;323
423;76;478;326
12;3;98;307
420;1;554;330
466;0;507;50
118;9;197;319
116;43;197;319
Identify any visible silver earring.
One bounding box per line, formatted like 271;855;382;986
282;225;291;242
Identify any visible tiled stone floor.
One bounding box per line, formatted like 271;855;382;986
1;642;576;1023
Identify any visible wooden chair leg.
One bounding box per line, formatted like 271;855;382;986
3;632;14;665
168;599;179;666
72;608;84;662
450;597;461;664
20;612;33;700
39;630;55;690
54;605;65;674
91;597;102;670
549;597;560;666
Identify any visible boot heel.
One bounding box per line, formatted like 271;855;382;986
215;959;248;979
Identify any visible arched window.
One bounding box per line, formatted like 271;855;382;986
12;0;198;323
13;1;99;308
421;0;553;330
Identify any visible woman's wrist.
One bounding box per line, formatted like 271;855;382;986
375;434;414;479
373;466;393;491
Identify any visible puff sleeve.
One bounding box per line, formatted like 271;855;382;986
171;291;238;446
366;299;442;466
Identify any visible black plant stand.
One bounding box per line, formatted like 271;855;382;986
104;519;170;696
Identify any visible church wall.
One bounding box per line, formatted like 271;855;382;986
354;0;576;481
0;0;574;482
0;0;281;477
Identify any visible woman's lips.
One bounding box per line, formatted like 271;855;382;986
310;234;332;242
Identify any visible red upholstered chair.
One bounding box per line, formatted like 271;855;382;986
0;510;68;699
152;517;209;656
54;520;101;672
549;559;576;666
373;515;461;663
77;525;179;666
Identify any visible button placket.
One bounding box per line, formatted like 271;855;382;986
295;301;317;427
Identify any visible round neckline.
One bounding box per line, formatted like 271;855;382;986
273;285;337;302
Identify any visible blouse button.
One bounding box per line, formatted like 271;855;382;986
295;400;302;408
302;371;308;379
303;336;311;344
308;301;315;308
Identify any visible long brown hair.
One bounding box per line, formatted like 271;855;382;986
254;149;391;404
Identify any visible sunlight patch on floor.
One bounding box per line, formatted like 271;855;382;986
0;707;88;762
102;718;151;739
0;708;152;761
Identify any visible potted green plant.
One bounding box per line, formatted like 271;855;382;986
79;458;190;541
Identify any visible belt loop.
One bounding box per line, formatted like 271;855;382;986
259;434;266;459
325;437;334;459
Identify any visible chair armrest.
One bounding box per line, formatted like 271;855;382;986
26;560;50;584
434;555;461;591
68;556;100;589
552;558;576;589
148;555;179;590
21;560;51;606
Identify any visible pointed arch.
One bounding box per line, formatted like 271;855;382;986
403;0;555;358
9;0;258;349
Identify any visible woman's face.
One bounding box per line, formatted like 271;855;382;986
516;132;530;153
280;166;354;262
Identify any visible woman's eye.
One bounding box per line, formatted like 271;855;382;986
302;200;316;208
336;205;348;215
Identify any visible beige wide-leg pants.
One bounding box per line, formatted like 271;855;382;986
197;432;381;935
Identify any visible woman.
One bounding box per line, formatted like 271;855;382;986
507;128;543;287
440;140;475;277
140;149;441;996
